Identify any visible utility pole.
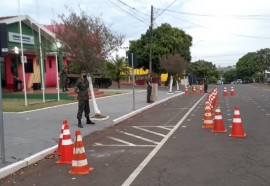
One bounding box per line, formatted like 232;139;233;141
149;5;153;73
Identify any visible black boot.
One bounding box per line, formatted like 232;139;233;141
86;117;95;124
78;119;83;128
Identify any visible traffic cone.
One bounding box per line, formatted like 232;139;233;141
185;86;188;95
55;124;73;164
199;85;203;94
223;87;228;96
230;86;235;96
202;103;214;128
192;86;196;94
229;106;246;138
212;106;227;133
69;130;93;175
53;120;68;156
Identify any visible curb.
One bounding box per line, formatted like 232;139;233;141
0;145;57;180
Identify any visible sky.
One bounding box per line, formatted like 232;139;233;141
1;0;270;67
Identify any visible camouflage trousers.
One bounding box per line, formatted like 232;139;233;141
77;99;90;119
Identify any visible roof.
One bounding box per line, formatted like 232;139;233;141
0;15;55;42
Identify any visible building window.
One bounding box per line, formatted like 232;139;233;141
25;59;33;73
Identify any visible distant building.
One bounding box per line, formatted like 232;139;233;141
0;15;67;90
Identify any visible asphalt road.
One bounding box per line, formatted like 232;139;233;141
1;83;270;186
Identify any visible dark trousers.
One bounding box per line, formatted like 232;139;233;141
14;80;18;92
204;85;208;93
147;86;152;102
77;99;90;119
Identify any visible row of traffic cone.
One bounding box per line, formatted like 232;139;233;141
223;86;235;97
185;85;204;95
203;88;246;137
54;120;93;174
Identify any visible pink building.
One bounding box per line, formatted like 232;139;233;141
0;15;67;90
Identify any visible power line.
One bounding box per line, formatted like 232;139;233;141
106;0;149;26
115;0;149;17
155;0;177;20
156;8;270;20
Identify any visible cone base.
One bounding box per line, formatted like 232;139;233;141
212;129;227;133
202;124;214;128
229;133;246;138
69;167;94;175
55;160;72;164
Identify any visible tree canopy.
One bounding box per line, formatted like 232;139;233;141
53;8;124;73
187;60;219;83
128;23;192;74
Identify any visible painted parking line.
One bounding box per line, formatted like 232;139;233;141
121;95;206;186
132;126;166;137
93;126;175;147
117;130;159;145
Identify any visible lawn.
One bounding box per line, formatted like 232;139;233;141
1;91;125;112
2;99;75;112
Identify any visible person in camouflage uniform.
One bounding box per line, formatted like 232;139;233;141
60;67;69;92
74;72;95;128
146;74;153;103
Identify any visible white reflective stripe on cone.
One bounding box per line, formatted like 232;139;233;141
74;147;85;154
215;115;222;119
72;159;88;167
204;120;213;124
63;130;71;135
62;139;72;145
233;118;242;123
234;110;240;115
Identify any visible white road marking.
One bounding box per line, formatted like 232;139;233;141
156;126;174;130
108;136;135;146
93;144;155;147
121;94;206;186
132;126;166;137
117;130;159;145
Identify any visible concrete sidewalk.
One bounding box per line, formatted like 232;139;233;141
0;86;184;179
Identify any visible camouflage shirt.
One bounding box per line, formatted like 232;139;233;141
74;78;89;100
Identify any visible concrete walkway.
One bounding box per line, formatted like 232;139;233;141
0;86;184;178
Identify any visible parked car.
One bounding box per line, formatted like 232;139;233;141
216;80;223;85
236;79;242;84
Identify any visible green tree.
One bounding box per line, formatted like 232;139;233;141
223;69;237;83
187;60;219;84
53;8;124;74
251;48;270;82
128;23;192;74
236;52;257;81
105;55;130;88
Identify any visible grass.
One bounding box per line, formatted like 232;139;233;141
2;99;75;112
1;91;126;112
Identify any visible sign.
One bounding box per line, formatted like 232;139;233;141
21;56;27;63
8;32;35;45
1;48;8;53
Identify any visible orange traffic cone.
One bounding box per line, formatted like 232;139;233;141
223;87;228;96
202;103;214;128
230;86;235;96
229;106;246;137
54;120;68;156
55;124;73;164
185;86;188;95
212;106;227;133
199;85;203;94
192;86;196;94
69;130;93;175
